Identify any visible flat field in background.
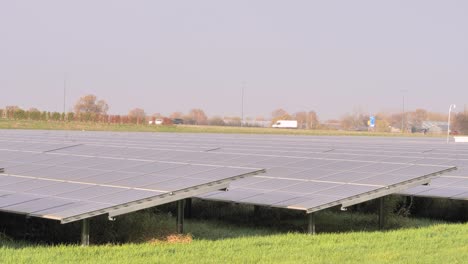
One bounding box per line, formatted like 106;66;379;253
0;119;439;137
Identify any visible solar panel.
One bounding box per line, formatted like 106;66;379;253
239;191;301;205
0;140;264;223
2;197;76;214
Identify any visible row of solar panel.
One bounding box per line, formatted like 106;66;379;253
0;142;453;215
1;130;466;209
0;145;262;222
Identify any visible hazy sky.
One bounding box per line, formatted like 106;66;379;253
1;1;467;119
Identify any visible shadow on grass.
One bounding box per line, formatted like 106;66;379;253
183;200;445;241
0;199;449;247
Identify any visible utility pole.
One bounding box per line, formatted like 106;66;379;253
63;73;67;117
400;90;407;133
241;82;245;127
447;104;456;144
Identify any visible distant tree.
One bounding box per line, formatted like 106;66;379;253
453;112;468;135
406;108;428;130
15;109;27;120
413;109;428;125
294;111;307;129
391;113;403;129
162;117;173;125
375;119;391;132
224;116;241;126
187;109;208;125
255;116;265;121
272;108;289;119
151;113;163;119
321;119;341;130
28;108;41;120
66;112;75;121
307;111;319;129
50;112;62;121
40;111;48;121
271;108;292;124
74;94;109;116
121;115;130;124
5;106;20;119
108;115;121;124
128;108;146;124
170;112;184;119
28;107;40;112
209;116;225;126
340;110;369;130
426;111;447;122
99;114;110;123
293;111;319;129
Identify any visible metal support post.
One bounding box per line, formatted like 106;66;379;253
81;219;90;246
308;213;316;235
379;197;385;230
184;198;192;219
177;200;184;234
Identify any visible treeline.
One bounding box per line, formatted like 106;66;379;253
335;108;468;134
0;106;206;125
2;94;468;134
0;95;263;126
0;107;67;121
0;105;140;124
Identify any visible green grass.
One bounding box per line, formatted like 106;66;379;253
1;209;467;264
0;119;440;137
0;222;467;263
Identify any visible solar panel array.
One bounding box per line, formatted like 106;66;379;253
4;129;464;200
0;139;264;223
0;129;462;217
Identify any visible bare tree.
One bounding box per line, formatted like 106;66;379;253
307;111;319;129
208;116;225;126
294;111;307;129
255;116;265;121
426;111;447;121
272;108;289;119
170;112;184;119
453;112;468;134
74;95;109;115
340;110;369;130
187;109;208;125
151;113;163;119
128;108;146;124
224;116;241;126
407;108;428;129
271;108;292;124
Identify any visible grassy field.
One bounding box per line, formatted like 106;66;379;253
0;119;439;137
0;214;466;264
0;204;467;264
